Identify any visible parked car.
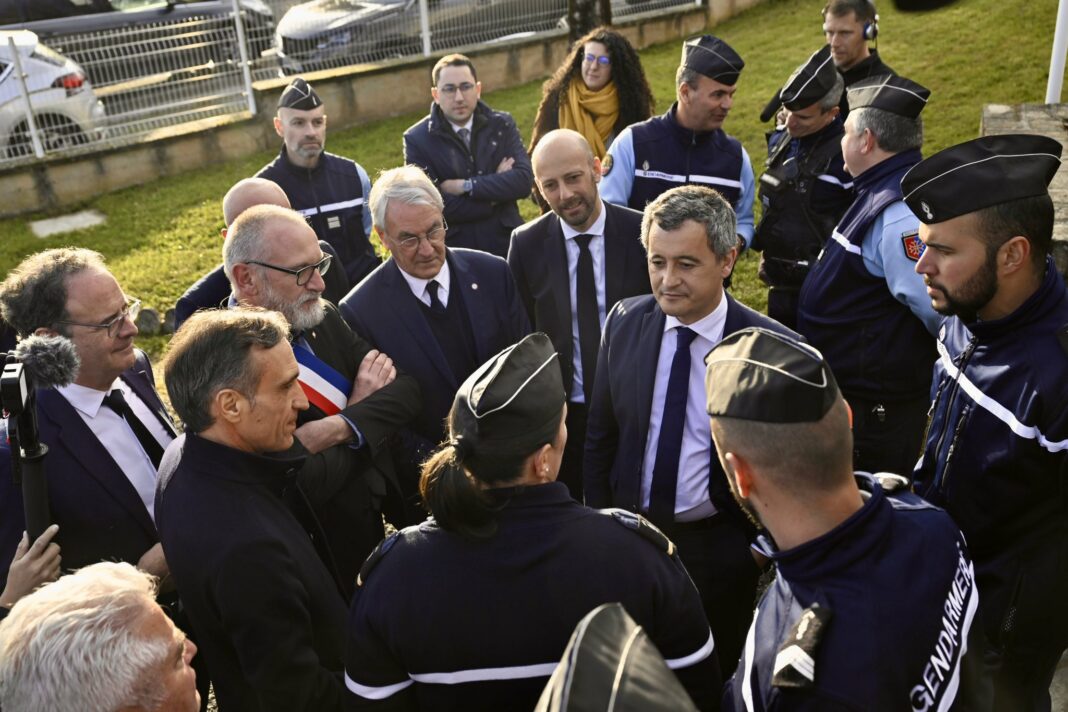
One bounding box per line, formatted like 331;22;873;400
0;0;275;87
0;30;106;158
274;0;562;75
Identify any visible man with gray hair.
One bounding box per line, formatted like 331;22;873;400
156;308;348;710
796;74;939;477
224;204;421;594
339;165;529;521
584;184;799;674
0;561;199;712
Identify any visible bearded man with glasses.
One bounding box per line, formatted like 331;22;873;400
403;53;533;259
224;204;422;596
340;165;529;523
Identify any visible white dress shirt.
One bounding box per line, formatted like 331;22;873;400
562;200;607;403
397;259;451;308
56;377;173;522
640;296;729;521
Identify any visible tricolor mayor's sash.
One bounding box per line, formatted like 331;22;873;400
292;341;351;416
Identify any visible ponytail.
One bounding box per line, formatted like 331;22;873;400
419;443;499;539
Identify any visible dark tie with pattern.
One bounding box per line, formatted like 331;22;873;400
103;389;164;469
648;326;698;523
457;127;471;149
428;280;446;315
574;234;600;404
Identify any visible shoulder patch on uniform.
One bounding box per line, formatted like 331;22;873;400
356;531;401;588
901;231;925;262
601;153;613;176
603;508;676;557
772;604;833;689
1058;324;1068;357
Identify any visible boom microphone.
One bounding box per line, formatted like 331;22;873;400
10;334;80;388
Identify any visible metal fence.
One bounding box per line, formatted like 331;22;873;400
0;0;701;167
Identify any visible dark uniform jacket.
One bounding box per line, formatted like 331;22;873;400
507;201;649;399
344;482;720;711
156;433;348;712
838;50;896;117
257;147;380;283
796;150;934;401
914;257;1068;651
754;118;853;289
403;101;533;258
724;475;988;712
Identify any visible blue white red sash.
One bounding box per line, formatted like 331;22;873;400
292;342;351;416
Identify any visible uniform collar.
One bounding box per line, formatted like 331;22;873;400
665;102;723;144
484;481;574;508
179;431;307;491
852;148;923;193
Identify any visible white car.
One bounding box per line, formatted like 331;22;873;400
0;30;105;158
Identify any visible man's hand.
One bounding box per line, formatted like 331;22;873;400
351;349;396;404
137;542;174;593
496;156;515;173
439;179;466;195
0;525;61;608
294;415;353;454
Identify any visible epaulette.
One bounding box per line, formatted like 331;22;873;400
871;472;911;494
602;508;677;557
772;604;833;689
1057;324;1068;357
356;531;400;588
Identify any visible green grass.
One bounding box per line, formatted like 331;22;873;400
0;0;1054;361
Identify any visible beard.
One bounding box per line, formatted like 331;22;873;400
928;250;998;322
259;280;325;333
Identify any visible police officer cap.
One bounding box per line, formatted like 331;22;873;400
450;332;565;462
681;35;745;86
760;46;837;122
901;134;1062;224
846;74;929;118
704;328;839;423
278;77;322;111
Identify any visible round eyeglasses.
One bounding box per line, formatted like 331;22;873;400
54;298;141;338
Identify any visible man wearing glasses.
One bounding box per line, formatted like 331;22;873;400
340;166;529;522
403;53;533;259
225;205;422;594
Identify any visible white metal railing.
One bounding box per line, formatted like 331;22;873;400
0;0;700;168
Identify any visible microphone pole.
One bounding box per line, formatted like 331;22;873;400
2;361;50;542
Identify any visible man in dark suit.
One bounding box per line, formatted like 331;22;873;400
508;129;649;500
225;205;421;594
340;165;529;520
583;185;799;675
174;177;350;331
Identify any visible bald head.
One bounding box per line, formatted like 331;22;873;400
532;129;602;231
532;129;595;174
222;178;291;227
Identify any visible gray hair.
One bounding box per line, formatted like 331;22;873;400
675;65;701;90
850;106;923;153
222;204;308;284
640;185;737;257
164;307;290;433
0;562;168;712
0;248;108;338
817;72;845;112
369;165;444;231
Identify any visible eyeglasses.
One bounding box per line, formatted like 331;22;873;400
247;253;332;286
584;53;611;65
438;82;476;95
395;221;448;251
55;298;141;338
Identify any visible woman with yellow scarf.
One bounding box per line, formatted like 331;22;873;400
530;27;655;208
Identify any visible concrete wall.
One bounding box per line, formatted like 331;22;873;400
0;1;751;217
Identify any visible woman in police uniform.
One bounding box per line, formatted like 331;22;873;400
343;333;718;711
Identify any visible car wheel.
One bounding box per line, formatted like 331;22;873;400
7;117;88;159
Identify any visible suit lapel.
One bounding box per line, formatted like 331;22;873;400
634;302;665;443
545;217;575;387
384;260;458;389
123;366;176;438
37;389;157;537
449;251;490;361
602;203;626;309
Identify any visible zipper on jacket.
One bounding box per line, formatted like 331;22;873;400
930;336;978;491
936;403;972;497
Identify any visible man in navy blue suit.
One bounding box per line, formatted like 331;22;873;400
508;130;649;500
583;185;799;675
340;165;529;521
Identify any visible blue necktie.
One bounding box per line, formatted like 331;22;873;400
649;327;698;523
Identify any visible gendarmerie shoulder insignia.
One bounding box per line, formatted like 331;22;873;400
871;472;911;494
603;508;676;557
1058;324;1068;357
356;531;400;588
772;604;833;689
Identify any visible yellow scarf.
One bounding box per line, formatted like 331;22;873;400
559;80;619;159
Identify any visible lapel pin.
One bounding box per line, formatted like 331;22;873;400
471;283;478;290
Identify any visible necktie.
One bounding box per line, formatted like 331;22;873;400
428;280;446;315
457;127;471;149
649;327;698;523
574;234;600;404
103;389;164;469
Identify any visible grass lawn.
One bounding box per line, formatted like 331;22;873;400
0;0;1055;362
